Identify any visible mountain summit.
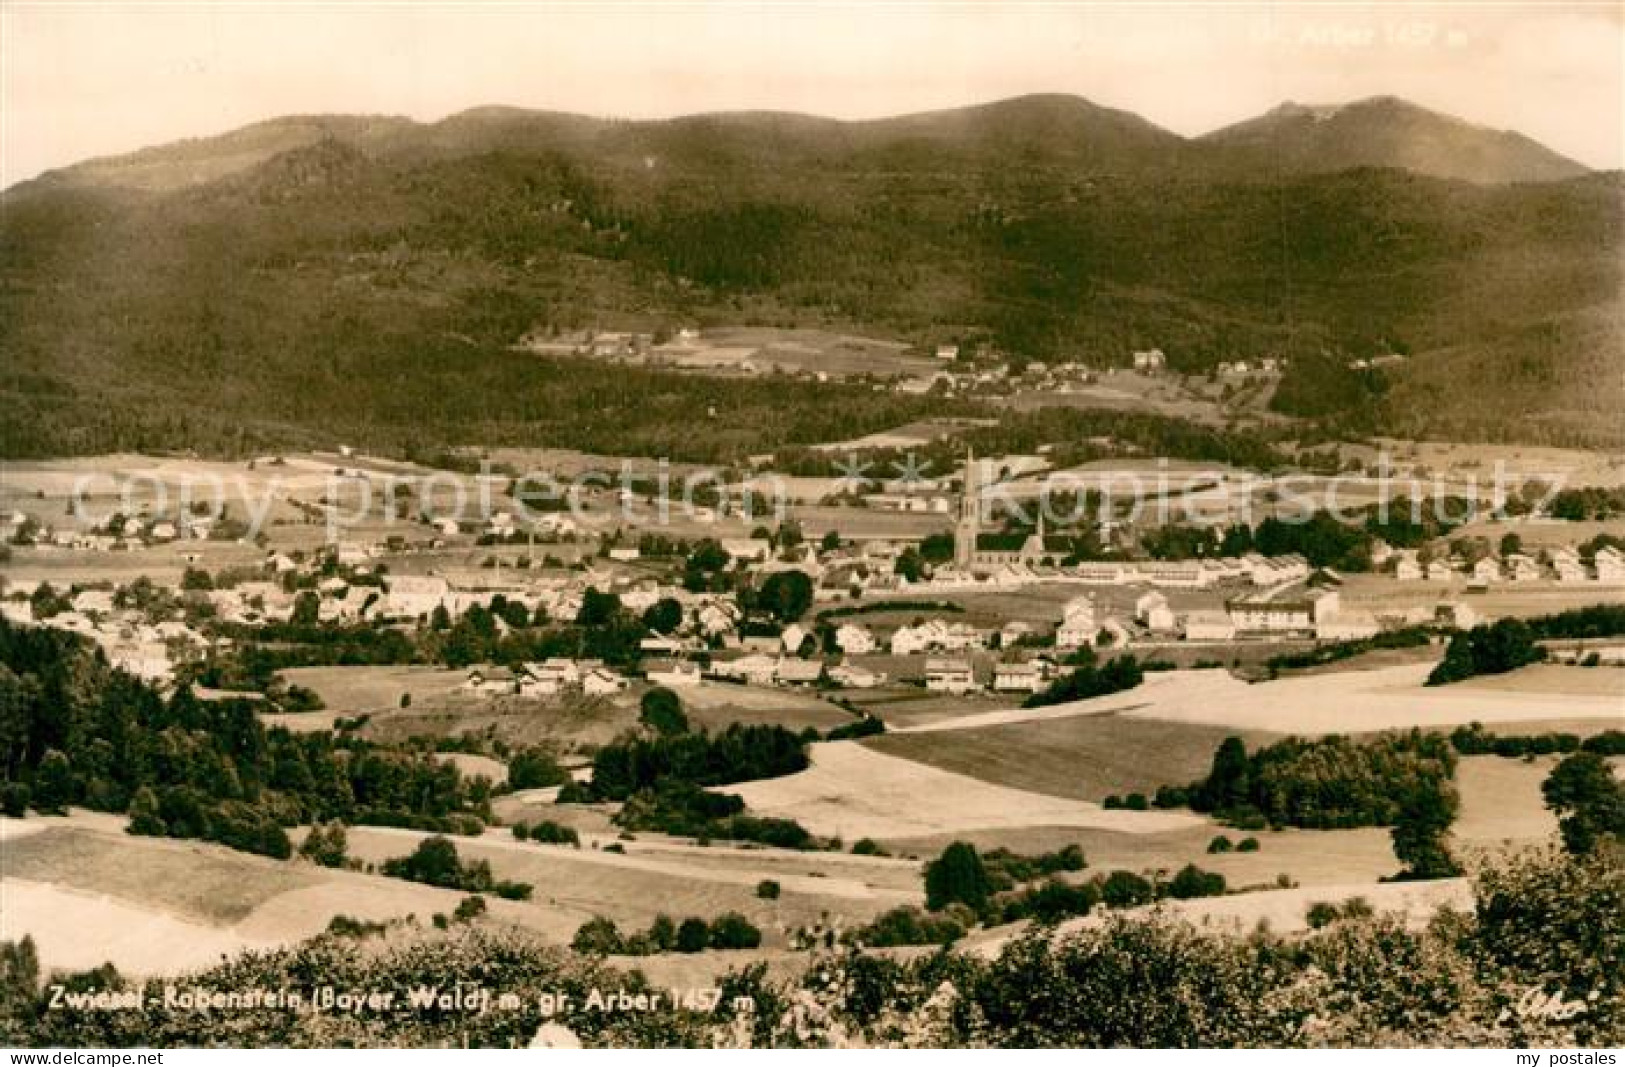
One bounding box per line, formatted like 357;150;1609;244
1198;96;1588;183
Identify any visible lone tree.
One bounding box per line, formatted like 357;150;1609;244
385;835;464;889
508;746;568;790
924;841;992;912
676;917;711;953
639;687;689;737
1390;779;1462;879
755;570;813;624
298;821;349;868
1542;752;1625;855
642;597;684;635
1199;736;1252;813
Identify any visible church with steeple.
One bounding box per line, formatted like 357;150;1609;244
953;449;1067;572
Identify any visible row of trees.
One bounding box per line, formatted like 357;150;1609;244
571;912;762;957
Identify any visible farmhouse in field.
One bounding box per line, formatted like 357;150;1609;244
924;657;976;694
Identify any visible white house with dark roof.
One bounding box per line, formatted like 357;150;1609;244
924;657;976;694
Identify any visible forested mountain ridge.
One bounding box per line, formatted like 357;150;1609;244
2;94;1620;457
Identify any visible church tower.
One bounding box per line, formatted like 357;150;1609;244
1022;508;1047;564
955;448;981;569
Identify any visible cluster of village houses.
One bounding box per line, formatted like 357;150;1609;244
892;345;1291;398
0;542;1479;702
1380;543;1625;586
5;457;1622;699
3;509;225;551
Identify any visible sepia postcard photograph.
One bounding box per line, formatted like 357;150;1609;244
0;0;1621;1053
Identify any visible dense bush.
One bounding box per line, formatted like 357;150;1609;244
297;821;349;868
1265;626;1432;672
511;819;581;847
980;845;1087;890
924;842;992;911
639;688;690;738
1022;656;1143;709
1541;753;1625;856
571;912;762;956
1426;619;1545;686
380;835;532;900
615;779;815;849
1165;864;1226;900
848;905;972;947
506;747;570;790
1525;603;1625;640
587;723;809;801
824;716;886;742
1189;731;1458;831
996;878;1101;925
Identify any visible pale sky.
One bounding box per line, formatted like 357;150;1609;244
3;2;1622;188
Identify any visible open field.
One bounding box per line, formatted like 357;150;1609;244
0;812;922;975
653;326;933;379
837;683;1012;729
342;825;914;941
0;817;547;976
1000;370;1231;425
435;752;509;784
865;716;1276;802
811;418;986;453
782;505;950;541
676;682;856;732
1448;517;1625;548
0;879;284;977
271;673;859;747
1453;755;1564;844
279;665;473;716
1451;662;1625;698
0;821;318;924
725;741;1205;841
885;823;1403;885
882;753;1570;892
351;694;633;750
966;877;1474;956
1;543;271;589
1366;439;1625;488
1017;662;1625;735
1334;573;1625;621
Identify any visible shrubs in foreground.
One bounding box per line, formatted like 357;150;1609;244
11;843;1616;1048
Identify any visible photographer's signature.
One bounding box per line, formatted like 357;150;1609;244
1501;986;1591;1024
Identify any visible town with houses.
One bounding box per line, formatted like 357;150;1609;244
4;446;1623;702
